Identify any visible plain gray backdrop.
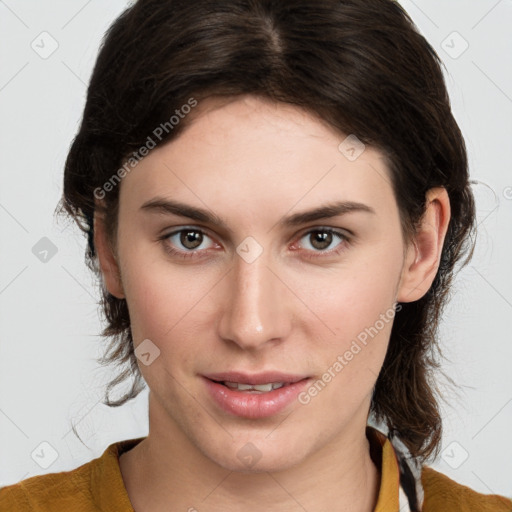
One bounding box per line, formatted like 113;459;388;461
1;0;511;498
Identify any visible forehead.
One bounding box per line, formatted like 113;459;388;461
118;95;395;220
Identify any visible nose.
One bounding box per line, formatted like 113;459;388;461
217;251;292;351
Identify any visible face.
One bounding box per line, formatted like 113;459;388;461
99;95;416;472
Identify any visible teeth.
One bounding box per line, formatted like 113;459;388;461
224;382;286;392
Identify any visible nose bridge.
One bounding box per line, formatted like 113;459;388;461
218;250;290;349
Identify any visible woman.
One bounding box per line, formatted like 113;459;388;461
1;0;510;510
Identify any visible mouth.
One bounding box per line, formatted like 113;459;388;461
220;381;290;392
209;380;296;393
202;371;312;418
204;371;308;390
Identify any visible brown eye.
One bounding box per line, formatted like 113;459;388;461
162;228;216;257
299;228;349;258
309;230;334;251
180;230;203;250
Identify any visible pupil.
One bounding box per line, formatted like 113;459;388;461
311;231;332;250
181;230;202;249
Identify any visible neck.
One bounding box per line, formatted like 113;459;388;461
120;396;380;512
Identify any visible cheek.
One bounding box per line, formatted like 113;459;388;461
120;258;212;391
298;278;398;418
299;240;403;339
118;248;215;345
292;238;403;404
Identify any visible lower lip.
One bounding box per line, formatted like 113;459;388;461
203;377;311;419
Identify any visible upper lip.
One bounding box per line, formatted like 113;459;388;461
203;371;309;385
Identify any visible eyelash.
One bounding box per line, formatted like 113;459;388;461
159;227;350;261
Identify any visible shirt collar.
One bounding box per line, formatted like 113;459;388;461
367;425;425;512
92;437;141;512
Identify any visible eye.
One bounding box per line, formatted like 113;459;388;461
159;226;350;261
161;228;218;259
295;228;349;258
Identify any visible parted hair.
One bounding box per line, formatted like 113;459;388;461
59;0;476;462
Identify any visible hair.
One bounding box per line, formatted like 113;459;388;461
58;0;476;462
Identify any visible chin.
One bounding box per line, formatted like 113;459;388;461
202;435;311;474
216;452;303;474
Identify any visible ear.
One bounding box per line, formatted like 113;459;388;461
397;187;451;303
93;209;125;299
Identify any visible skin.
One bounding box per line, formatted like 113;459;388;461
94;95;450;511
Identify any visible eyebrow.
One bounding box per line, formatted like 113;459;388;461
140;197;376;230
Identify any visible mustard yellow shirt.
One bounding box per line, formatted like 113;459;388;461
1;427;511;511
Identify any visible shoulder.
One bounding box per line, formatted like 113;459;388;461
421;466;512;512
0;459;95;511
0;438;140;511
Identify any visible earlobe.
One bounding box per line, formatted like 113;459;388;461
397;187;451;303
93;211;125;299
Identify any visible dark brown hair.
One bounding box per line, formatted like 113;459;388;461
58;0;476;462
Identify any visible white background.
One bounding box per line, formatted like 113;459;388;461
0;0;511;499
